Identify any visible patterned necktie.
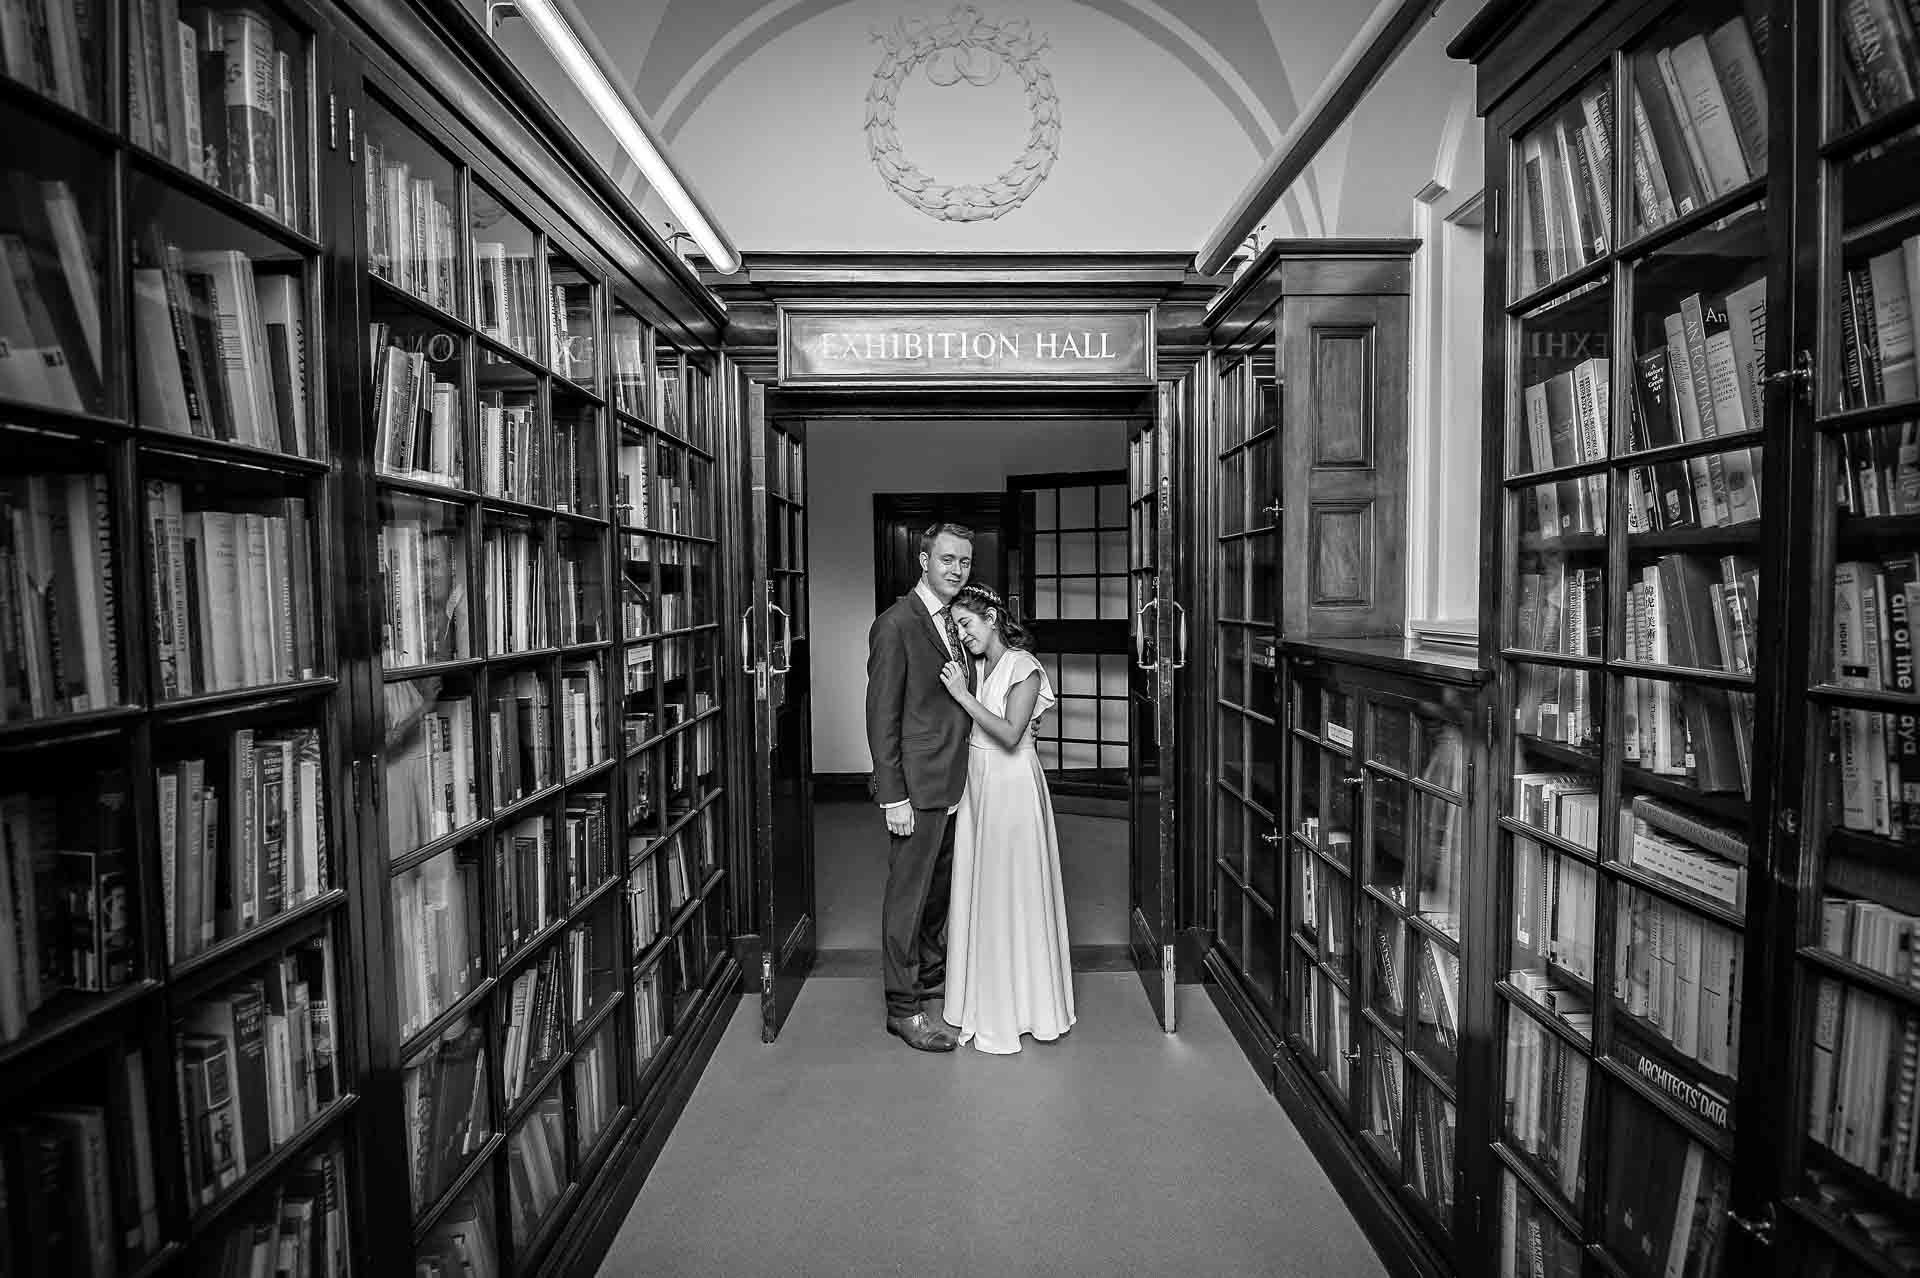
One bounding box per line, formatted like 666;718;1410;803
942;607;975;692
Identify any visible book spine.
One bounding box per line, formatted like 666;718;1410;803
221;11;279;218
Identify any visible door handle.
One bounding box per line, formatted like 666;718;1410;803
1262;499;1282;523
740;606;755;674
1261;831;1281;845
768;604;792;675
1170;601;1188;670
1135;598;1158;671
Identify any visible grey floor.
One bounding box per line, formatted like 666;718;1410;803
596;974;1388;1278
812;798;1130;950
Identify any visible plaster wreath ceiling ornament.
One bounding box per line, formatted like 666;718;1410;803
864;6;1060;223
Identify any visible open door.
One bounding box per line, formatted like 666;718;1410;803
744;379;815;1040
1128;379;1184;1030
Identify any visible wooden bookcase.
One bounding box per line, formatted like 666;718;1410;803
1454;0;1795;1274
0;0;737;1272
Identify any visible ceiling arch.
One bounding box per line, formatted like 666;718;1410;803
614;0;1325;236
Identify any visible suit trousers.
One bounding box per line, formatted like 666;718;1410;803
880;805;954;1020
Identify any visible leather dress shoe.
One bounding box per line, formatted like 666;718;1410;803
885;1012;957;1052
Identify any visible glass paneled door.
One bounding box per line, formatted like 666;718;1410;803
744;377;816;1039
1130;379;1186;1029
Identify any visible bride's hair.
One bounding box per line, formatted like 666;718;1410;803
950;583;1032;650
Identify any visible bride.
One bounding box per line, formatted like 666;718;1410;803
936;583;1075;1054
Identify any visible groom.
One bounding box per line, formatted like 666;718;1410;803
866;523;976;1052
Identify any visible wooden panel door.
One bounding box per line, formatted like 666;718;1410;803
744;379;815;1039
1128;382;1183;1029
1281;295;1409;638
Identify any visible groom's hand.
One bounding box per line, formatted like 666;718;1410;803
885;805;915;837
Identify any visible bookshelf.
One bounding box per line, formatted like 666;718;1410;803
0;0;362;1269
0;0;734;1271
354;79;730;1274
1458;0;1779;1274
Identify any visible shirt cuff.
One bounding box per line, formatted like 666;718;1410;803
881;799;909;811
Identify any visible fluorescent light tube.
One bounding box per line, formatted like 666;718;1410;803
504;0;741;274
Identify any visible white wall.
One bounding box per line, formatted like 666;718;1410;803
807;418;1127;772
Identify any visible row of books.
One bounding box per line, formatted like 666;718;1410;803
1301;973;1353;1096
1839;421;1920;518
1501;1174;1581;1278
1407;1087;1456;1215
1839;0;1920;121
1627;18;1767;232
206;1145;350;1278
416;1186;497;1278
1619;796;1748;912
147;483;318;695
371;332;461;486
1514;670;1599;756
1;472;120;721
501;949;562;1107
616;437;651;529
178;936;339;1208
1615;885;1744;1077
505;1094;566;1242
1843;237;1920;414
474;241;540;361
628;853;659;953
403;1017;487;1213
551;417;596;517
384;684;477;854
1634;287;1767;527
1803;1167;1920;1273
1623;555;1756;796
1412;939;1461;1059
378;515;464;669
632;968;664;1069
560;793;610;904
1823;894;1920;982
0;1048;160;1276
571;1033;615;1153
1511;835;1599;986
498;814;554;955
566;917;614;1023
1505;556;1597;675
1600;1099;1732;1278
1503;1009;1589;1200
392;851;481;1041
160;726;329;962
559;659;605;780
610;324;646;418
482;524;550;654
1520;361;1609;539
1835;556;1920;838
136;247;311;455
364;139;456;312
550;281;594;385
1808;974;1920;1194
0;773;131;1043
130;5;301;226
1512;772;1600;851
478;392;542;506
491;673;552;805
0;0;92;116
558;551;604;646
0;176;102;413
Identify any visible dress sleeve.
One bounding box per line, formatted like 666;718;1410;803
1015;650;1056;717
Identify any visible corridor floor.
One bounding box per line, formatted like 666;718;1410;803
596;974;1389;1278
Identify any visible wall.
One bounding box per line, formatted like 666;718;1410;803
807;418;1127;772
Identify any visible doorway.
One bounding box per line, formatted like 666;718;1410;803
808;419;1133;978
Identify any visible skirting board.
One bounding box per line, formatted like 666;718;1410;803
1202;952;1449;1278
541;960;742;1278
811;772;1126;820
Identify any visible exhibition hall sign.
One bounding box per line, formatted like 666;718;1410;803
779;307;1153;383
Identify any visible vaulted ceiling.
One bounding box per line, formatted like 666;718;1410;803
480;0;1482;253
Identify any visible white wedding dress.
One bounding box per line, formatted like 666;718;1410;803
943;649;1075;1054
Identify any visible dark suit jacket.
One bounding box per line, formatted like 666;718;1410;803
865;592;971;810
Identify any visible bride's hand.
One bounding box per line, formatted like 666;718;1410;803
939;661;969;699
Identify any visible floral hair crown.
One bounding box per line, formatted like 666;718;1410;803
953;583;1004;612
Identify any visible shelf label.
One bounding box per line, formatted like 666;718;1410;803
1327;723;1354;749
780;307;1153;383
